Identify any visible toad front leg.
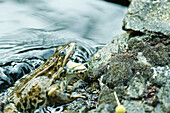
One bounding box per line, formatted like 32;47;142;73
46;83;86;105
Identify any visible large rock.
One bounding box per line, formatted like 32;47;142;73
86;32;169;113
123;0;170;37
83;0;170;112
85;33;130;81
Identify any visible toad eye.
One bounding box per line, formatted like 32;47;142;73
59;50;66;56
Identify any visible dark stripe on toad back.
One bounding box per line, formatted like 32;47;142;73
20;108;24;112
20;98;23;103
29;98;32;106
34;92;42;99
36;93;46;107
31;103;35;110
27;108;32;113
37;95;44;100
16;102;24;112
32;88;36;92
16;102;21;109
37;99;45;107
23;98;27;108
29;98;36;109
32;99;36;104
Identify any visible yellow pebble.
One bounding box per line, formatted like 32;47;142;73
115;105;126;113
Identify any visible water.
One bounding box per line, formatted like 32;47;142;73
0;0;127;112
0;0;127;62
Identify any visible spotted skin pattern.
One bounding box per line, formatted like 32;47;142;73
3;42;86;113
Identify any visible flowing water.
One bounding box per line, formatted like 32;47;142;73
0;0;127;112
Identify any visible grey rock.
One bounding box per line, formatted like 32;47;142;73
88;103;114;113
86;33;130;81
127;77;145;99
86;0;170;112
157;77;170;113
123;0;170;37
86;31;169;113
123;100;145;113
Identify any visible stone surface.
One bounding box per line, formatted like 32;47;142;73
75;0;170;112
157;76;170;113
126;77;145;99
86;31;169;113
85;33;130;81
88;103;114;113
88;85;116;113
123;0;170;37
123;100;145;113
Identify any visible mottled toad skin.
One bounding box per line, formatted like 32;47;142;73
3;42;86;113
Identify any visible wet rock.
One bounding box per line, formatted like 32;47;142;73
0;62;33;92
0;92;7;112
151;66;169;86
123;100;145;113
65;99;88;112
123;0;170;37
85;33;130;81
157;77;170;113
0;58;44;93
89;85;116;113
128;36;169;66
86;31;169;112
97;86;116;105
89;103;114;113
126;77;145;99
0;68;12;92
4;62;32;81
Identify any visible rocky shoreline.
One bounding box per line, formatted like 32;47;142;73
85;0;170;112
